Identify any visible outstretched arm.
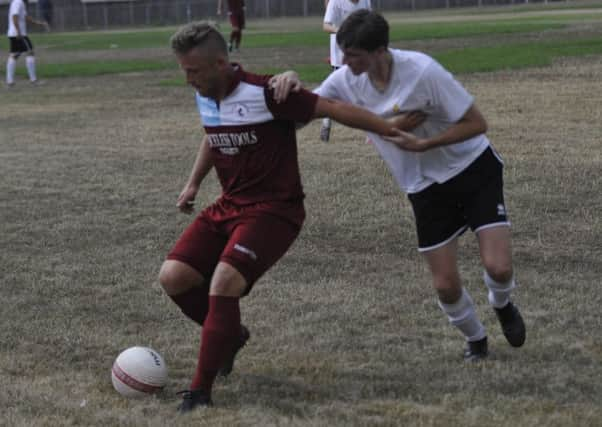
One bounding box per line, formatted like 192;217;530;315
176;135;214;214
313;97;400;137
26;14;49;30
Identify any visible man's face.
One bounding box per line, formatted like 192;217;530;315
341;47;376;75
177;47;225;99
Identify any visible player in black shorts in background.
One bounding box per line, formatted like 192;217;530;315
5;0;48;87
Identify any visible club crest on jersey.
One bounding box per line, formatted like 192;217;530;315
234;103;249;118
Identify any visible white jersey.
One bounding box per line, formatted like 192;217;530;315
324;0;371;67
315;49;490;194
7;0;27;37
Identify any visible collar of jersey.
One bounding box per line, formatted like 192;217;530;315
223;63;244;99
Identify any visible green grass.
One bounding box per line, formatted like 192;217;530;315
436;37;602;73
5;9;602;81
0;19;574;52
16;60;175;79
20;36;602;82
155;37;602;86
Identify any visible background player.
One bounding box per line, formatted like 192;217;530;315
320;0;371;141
6;0;49;87
217;0;245;52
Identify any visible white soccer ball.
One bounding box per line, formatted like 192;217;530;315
111;346;168;398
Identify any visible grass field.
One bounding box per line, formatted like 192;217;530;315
1;4;601;427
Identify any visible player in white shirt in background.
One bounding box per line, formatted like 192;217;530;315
271;10;526;361
320;0;371;141
6;0;48;87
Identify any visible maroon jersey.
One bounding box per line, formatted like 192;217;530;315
194;65;318;215
227;0;244;13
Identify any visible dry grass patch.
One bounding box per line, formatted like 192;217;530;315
1;54;601;426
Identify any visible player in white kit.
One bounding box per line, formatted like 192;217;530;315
6;0;48;87
271;10;526;361
320;0;371;141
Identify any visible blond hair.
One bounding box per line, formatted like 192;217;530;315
170;21;227;55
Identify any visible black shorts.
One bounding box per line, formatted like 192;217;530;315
9;36;34;56
408;146;510;252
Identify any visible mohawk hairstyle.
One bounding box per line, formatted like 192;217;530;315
170;21;227;55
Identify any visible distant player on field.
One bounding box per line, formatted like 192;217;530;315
217;0;245;52
162;21;418;412
270;10;526;362
320;0;371;142
5;0;48;87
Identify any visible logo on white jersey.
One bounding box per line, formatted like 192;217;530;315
234;103;249;118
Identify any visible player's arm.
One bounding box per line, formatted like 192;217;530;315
312;97;400;137
12;14;22;37
323;22;337;34
269;71;426;132
385;104;487;152
176;135;214;214
26;14;49;29
323;1;336;33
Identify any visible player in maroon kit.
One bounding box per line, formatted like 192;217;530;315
217;0;245;52
162;21;416;413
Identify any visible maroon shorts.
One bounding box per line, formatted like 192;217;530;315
167;199;303;295
229;11;245;29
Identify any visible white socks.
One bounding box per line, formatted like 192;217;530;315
26;56;37;82
5;56;37;84
438;288;486;342
484;271;515;309
6;56;16;84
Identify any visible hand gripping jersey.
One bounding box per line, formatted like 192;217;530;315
195;65;318;214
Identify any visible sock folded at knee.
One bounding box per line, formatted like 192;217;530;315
438;288;486;342
484;271;516;309
191;295;241;394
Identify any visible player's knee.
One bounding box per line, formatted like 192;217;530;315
432;273;462;303
209;262;247;297
483;261;513;284
158;260;203;295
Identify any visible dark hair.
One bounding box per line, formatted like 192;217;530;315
336;10;389;52
171;21;227;55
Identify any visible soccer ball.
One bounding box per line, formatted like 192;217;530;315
111;346;168;398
